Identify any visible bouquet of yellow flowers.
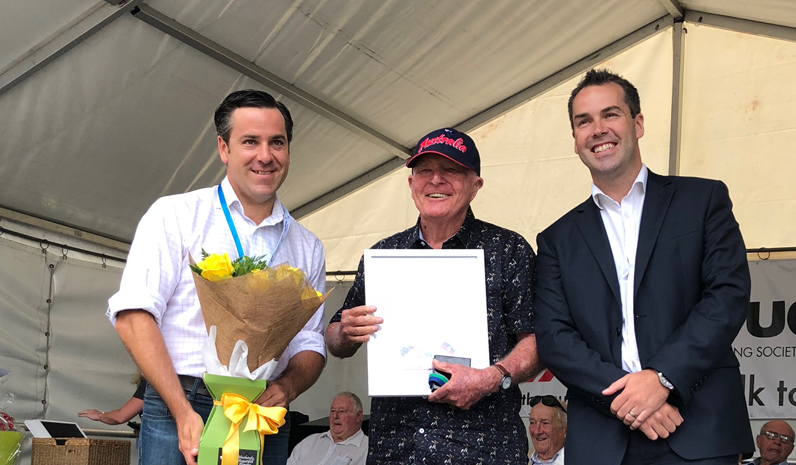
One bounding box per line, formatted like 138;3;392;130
190;251;326;372
190;250;268;282
190;251;328;465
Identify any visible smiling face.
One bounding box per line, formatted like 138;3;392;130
328;395;362;442
571;82;644;187
757;420;795;464
529;404;566;461
217;107;290;222
408;154;483;225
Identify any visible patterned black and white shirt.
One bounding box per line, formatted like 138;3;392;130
330;208;536;464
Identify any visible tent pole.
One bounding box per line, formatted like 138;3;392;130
130;4;411;161
684;11;796;43
456;16;672;133
0;207;130;253
668;19;685;176
658;0;684;19
293;15;673;219
0;0;143;98
291;157;406;219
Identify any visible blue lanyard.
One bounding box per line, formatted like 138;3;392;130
217;185;291;267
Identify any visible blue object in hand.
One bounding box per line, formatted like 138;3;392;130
428;372;449;392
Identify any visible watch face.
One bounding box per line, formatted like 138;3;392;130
501;376;511;390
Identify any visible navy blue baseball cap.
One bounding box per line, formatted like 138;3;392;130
406;128;480;176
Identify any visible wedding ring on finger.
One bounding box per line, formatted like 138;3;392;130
628;411;637;418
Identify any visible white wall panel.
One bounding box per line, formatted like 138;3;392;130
680;25;796;249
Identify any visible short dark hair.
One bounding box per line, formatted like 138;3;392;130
214;90;294;144
567;69;641;129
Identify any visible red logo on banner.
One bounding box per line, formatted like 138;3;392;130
525;369;556;383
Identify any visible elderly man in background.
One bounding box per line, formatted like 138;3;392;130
528;395;567;465
750;420;795;465
287;392;368;465
325;127;541;464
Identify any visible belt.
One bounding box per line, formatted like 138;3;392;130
178;375;210;397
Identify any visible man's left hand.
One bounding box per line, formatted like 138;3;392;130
427;360;500;410
638;402;683;440
602;369;669;429
255;380;293;408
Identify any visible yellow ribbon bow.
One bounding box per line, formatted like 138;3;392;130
214;393;287;465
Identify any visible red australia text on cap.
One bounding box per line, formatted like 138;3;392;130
419;134;468;153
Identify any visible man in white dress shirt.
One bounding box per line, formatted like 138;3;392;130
287;392;368;465
107;90;326;465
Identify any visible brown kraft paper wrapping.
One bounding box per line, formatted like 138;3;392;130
191;260;330;373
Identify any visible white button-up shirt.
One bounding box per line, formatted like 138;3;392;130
286;430;368;465
591;164;648;373
107;177;326;378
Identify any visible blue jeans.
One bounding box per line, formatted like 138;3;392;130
139;382;291;465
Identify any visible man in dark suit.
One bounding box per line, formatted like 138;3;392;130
534;69;754;464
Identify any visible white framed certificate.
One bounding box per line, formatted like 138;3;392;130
364;249;490;396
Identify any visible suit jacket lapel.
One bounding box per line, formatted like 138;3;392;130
634;172;674;294
574;198;621;308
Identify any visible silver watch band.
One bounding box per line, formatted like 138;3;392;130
655;370;674;390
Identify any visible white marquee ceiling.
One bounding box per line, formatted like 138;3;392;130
1;0;795;245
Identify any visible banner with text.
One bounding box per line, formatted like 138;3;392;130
735;258;796;419
519;370;567;417
520;258;796;419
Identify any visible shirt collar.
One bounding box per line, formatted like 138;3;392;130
530;448;563;464
320;429;365;446
591;163;648;210
220;176;286;226
751;459;789;465
410;207;477;248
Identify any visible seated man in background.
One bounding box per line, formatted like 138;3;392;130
287;392;368;465
750;420;794;465
528;395;567;465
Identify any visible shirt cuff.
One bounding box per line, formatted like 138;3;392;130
285;329;326;362
106;290;166;326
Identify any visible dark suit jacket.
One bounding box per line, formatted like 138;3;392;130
534;171;754;464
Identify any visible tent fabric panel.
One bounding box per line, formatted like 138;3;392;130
681;0;796;29
0;14;393;242
0;0;99;72
0;238;52;422
0;15;232;240
45;257;135;428
146;0;667;145
679;25;796;249
300;31;674;272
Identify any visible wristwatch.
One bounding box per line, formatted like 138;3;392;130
493;363;511;390
653;369;674;390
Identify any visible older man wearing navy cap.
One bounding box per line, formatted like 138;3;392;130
325;128;541;464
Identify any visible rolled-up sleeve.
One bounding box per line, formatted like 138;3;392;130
107;198;182;326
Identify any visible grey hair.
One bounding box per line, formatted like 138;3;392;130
553;407;567;430
335;391;363;414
